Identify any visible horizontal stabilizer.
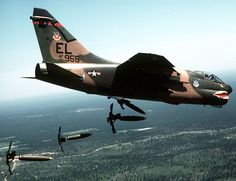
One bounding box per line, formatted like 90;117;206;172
36;63;84;81
22;77;36;79
47;63;84;80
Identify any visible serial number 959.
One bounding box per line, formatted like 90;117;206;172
64;55;80;62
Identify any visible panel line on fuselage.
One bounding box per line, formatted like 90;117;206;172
54;63;119;69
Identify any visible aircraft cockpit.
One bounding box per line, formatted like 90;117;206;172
194;71;224;84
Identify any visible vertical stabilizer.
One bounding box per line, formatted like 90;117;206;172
31;8;112;64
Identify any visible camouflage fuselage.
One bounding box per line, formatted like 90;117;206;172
35;63;231;106
31;8;232;107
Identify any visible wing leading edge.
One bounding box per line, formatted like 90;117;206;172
111;53;179;97
124;53;175;71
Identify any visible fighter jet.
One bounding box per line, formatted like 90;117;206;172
29;8;232;113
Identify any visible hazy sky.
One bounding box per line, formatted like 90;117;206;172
1;0;236;101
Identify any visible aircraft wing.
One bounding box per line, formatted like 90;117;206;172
122;53;175;72
115;52;177;79
112;53;179;96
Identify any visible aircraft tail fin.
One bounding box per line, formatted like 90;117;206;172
31;8;111;64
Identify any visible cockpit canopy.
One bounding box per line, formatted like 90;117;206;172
194;71;224;83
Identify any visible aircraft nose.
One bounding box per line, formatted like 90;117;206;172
227;85;232;94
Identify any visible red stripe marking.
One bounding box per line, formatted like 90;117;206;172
32;21;63;27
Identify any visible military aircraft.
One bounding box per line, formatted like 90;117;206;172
57;126;92;152
29;8;232;114
6;141;52;175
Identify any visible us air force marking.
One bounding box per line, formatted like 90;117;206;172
53;32;61;41
193;80;199;88
88;70;101;77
